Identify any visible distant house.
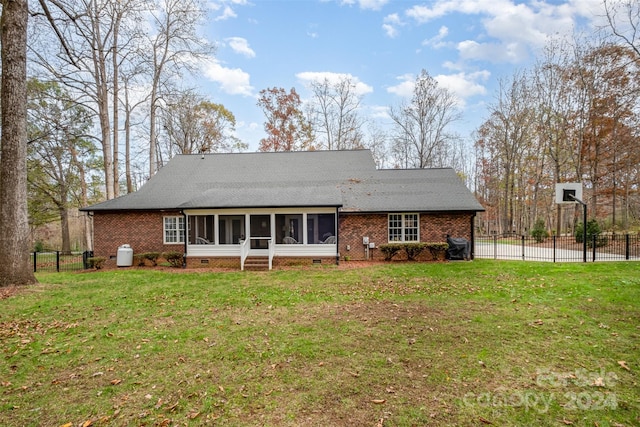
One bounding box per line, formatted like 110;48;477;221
82;150;484;269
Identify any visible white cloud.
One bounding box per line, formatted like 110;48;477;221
296;71;374;96
386;73;415;97
403;0;600;64
434;71;490;104
387;70;490;107
341;0;388;10
214;5;237;21
226;37;256;58
201;57;254;96
382;13;403;38
210;0;249;21
422;25;449;48
358;0;389;11
457;39;530;63
368;105;390;120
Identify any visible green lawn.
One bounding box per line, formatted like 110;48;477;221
1;260;638;426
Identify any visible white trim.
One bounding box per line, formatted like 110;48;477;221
163;215;185;244
183;208;338;258
184;207;336;216
388;213;420;242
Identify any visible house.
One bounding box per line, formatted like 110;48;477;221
82;150;484;269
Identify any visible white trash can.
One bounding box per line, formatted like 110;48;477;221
116;244;133;267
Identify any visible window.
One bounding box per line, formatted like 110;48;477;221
164;216;185;244
307;213;336;244
219;215;245;244
276;214;303;244
189;215;214;244
388;213;419;242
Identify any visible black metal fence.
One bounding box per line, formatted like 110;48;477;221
475;234;640;262
31;251;93;273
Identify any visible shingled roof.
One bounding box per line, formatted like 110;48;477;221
82;150;484;213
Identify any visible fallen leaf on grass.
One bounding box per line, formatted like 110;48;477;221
165;402;179;412
371;399;386;404
375;418;384;427
479;417;492;424
562;418;573;425
82;420;93;427
60;424;72;427
618;361;630;371
187;411;200;419
110;379;122;385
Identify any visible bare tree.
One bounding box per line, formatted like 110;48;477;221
475;72;535;234
604;0;640;58
0;0;38;286
30;0;147;200
144;0;212;175
308;76;366;151
389;69;461;168
532;39;576;235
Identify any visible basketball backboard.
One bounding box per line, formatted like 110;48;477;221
555;183;583;204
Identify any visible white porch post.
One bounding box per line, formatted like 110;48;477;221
302;213;308;244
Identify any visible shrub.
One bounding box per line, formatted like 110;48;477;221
531;218;549;243
575;219;601;244
133;254;146;266
379;242;448;261
163;251;184;268
379;243;403;261
87;257;106;270
404;243;427;260
143;252;161;266
426;242;448;260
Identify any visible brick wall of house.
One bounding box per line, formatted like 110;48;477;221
93;211;184;261
93;210;475;267
339;212;474;261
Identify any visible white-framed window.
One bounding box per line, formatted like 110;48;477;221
164;216;185;244
388;213;419;242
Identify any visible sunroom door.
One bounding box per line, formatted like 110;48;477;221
250;215;271;249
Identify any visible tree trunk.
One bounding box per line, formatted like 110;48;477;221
59;205;72;255
0;0;38;286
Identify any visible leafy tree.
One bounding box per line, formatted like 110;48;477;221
0;0;37;286
257;87;314;152
26;79;99;254
161;91;246;155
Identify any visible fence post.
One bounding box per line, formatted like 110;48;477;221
33;252;37;273
625;234;630;260
592;235;596;262
56;251;60;272
521;235;525;260
493;235;497;259
553;235;556;263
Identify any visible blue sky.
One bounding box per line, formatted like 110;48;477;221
197;0;607;151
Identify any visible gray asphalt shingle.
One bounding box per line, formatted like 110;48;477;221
83;150;484;213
